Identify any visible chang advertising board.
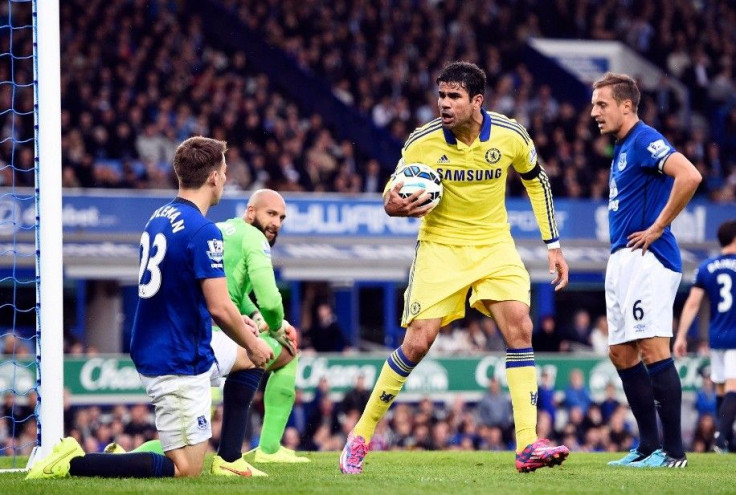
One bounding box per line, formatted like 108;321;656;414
59;354;710;404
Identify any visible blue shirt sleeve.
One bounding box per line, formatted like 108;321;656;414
190;221;225;280
635;128;675;173
693;264;705;288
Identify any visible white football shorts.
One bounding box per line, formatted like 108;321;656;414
139;364;216;452
710;349;736;384
605;248;682;346
210;328;237;383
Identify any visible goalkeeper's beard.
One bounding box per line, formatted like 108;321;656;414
252;218;278;246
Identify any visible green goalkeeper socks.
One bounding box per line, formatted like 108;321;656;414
260;357;298;454
131;439;163;454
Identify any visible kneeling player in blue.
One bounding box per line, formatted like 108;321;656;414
102;190;306;471
26;137;273;480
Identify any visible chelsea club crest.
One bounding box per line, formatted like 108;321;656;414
617;153;627;171
485;148;501;164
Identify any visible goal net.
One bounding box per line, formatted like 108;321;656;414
0;0;62;470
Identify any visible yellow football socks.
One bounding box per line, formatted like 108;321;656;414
506;347;538;452
353;347;416;441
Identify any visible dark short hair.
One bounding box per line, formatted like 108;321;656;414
592;72;640;113
173;136;227;189
436;61;486;99
717;220;736;247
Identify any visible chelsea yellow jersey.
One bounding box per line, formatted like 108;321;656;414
388;110;559;246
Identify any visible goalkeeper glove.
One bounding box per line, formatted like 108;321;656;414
270;320;298;356
250;311;269;333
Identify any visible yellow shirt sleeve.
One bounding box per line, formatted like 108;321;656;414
512;139;560;243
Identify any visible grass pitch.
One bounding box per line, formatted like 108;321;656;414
2;451;734;494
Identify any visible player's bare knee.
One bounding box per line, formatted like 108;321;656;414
402;322;438;362
609;345;637;369
517;320;533;344
401;331;432;362
402;340;429;363
638;338;670;364
504;318;533;348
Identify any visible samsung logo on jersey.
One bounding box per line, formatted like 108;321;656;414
151;205;185;233
436;167;503;182
707;259;736;273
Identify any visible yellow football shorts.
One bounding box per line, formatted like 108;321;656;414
401;240;530;327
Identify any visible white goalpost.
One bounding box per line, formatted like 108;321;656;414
0;0;64;472
0;0;62;473
29;0;64;467
0;0;63;472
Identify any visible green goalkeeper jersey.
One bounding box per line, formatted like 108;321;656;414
217;217;284;332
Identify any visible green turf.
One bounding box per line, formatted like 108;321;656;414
1;451;734;494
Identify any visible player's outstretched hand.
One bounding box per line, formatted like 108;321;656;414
247;337;274;368
384;181;434;218
548;248;569;292
673;337;688;358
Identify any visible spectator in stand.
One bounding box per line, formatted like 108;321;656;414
562;309;593;351
462;319;489;354
535;410;555;445
607;405;635;452
1;334;32;357
599;382;622;424
532;315;562;353
480;316;507;352
122;404;157;443
341;375;371;416
416;397;444;427
305;394;340;450
537;369;558;426
286;389;309;441
589;315;610;356
308;377;331;419
304;302;350;353
476;377;513;446
51;0;736;200
563;369;593;415
362;159;387;194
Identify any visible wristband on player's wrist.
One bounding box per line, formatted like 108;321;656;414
546;240;561;250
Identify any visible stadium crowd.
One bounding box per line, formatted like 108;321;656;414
10;0;729;202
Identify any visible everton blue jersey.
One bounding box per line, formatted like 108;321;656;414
130;198;225;376
607;121;681;272
693;254;736;349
